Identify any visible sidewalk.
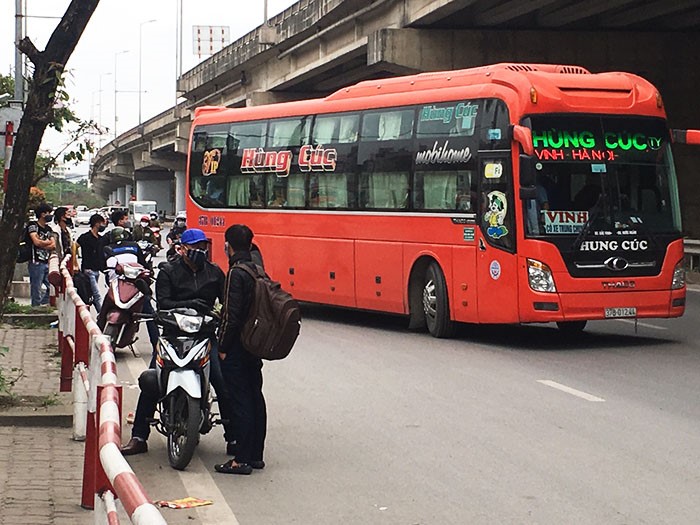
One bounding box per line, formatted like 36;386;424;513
0;324;92;525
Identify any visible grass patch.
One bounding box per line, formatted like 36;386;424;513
2;302;55;315
0;345;24;395
39;393;60;407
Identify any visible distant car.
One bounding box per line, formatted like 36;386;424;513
75;205;88;212
76;209;93;225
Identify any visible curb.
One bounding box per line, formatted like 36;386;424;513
0;394;73;427
1;313;59;325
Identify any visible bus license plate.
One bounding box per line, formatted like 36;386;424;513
604;307;637;319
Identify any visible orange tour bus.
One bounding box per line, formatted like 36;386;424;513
186;63;700;337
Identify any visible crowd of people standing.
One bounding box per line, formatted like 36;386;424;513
23;203;268;475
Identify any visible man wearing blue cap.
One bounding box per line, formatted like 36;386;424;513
122;228;233;455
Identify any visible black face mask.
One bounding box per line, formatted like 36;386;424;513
98;225;107;233
44;214;54;223
65;218;74;228
186;248;207;270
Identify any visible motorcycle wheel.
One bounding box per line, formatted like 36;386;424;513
167;389;201;470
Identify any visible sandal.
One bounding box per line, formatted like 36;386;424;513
214;459;252;475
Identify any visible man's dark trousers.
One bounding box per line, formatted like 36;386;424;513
220;349;266;464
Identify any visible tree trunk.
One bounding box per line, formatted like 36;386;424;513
0;0;99;318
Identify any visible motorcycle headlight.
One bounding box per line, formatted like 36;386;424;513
527;258;556;293
672;260;685;290
173;312;203;333
122;264;142;279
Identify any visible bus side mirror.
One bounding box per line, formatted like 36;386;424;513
519;154;536;200
510;124;534;155
671;129;700;145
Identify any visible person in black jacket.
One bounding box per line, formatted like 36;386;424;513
76;213;107;311
214;224;266;475
122;228;235;455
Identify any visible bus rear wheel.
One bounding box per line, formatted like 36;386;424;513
556;320;587;334
422;262;455;338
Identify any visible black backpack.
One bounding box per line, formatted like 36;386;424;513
72;271;94;305
235;264;301;360
17;226;32;263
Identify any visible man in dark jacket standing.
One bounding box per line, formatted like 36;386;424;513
215;224;266;475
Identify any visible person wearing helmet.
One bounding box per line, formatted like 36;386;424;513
122;228;233;456
166;213;187;262
133;215;160;250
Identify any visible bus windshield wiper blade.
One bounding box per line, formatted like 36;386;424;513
573;194;605;250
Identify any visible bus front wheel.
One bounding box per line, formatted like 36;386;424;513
422;262;455;338
556;320;587;334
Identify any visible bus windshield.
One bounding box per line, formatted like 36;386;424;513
523;115;681;238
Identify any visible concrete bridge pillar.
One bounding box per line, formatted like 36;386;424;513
174;171;186;214
125;184;133;202
135;177;175;216
116;187;126;205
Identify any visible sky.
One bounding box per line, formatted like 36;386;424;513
1;0;298;175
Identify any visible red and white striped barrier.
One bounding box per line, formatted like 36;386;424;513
96;490;120;525
53;254;166;524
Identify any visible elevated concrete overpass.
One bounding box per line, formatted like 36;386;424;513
91;0;700;232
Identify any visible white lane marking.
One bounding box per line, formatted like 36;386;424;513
615;319;668;331
537;380;606;402
124;356;240;525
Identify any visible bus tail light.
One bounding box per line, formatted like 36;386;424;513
527;259;556;293
672;260;685;290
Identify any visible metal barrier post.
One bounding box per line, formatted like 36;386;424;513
74;304;90;365
59;332;72;392
72;363;88;441
81;408;98;510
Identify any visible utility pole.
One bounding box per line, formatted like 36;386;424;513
14;0;24;103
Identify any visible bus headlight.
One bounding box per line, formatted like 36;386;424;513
527;259;556;293
672;260;685;290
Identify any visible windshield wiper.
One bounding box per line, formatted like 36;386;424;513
572;193;606;251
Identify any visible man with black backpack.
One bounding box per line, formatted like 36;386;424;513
215;224;267;475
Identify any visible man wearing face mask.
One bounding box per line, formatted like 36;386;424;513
76;214;107;312
166;213;187;262
51;206;73;256
122;228;234;455
27;203;56;306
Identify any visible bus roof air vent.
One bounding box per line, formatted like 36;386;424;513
557;66;590;75
506;64;538;72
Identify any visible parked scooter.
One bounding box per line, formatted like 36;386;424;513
97;262;152;355
137;308;219;470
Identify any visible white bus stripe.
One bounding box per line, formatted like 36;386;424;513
537;380;606;402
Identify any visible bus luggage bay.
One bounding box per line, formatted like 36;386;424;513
186;63;700;337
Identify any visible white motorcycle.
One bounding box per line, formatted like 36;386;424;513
137;308;219;470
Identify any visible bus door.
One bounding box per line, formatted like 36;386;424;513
476;154;520;323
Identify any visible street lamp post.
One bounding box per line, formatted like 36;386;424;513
96;72;112;148
139;19;157;125
113;50;129;140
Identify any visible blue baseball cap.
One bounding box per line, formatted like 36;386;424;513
180;228;207;245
